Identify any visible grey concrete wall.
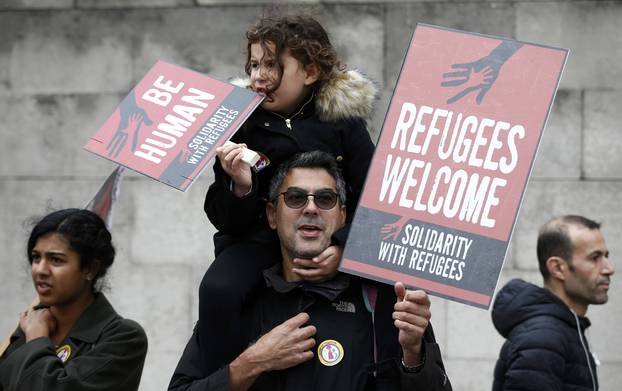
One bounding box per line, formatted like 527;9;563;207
0;1;620;390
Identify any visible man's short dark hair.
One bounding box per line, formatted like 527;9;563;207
537;215;601;279
268;151;346;205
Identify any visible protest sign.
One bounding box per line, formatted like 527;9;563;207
85;61;263;191
341;24;568;309
85;166;125;229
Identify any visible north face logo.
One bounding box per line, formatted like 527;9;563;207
332;300;356;313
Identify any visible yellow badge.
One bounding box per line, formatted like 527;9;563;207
55;344;71;363
317;339;344;366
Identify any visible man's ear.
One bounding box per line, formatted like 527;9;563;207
546;256;567;281
266;202;277;230
303;63;320;86
339;205;346;227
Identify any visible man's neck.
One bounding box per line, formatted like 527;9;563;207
544;281;588;317
279;249;301;282
282;258;301;282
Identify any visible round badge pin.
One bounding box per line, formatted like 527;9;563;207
317;339;344;366
56;344;71;363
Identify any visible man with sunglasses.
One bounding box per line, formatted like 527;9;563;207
170;151;451;391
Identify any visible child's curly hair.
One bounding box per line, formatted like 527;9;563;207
245;15;344;91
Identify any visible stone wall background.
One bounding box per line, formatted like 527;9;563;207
1;1;620;390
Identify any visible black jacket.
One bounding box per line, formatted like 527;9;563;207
169;267;452;391
0;294;148;391
491;279;598;391
204;70;376;246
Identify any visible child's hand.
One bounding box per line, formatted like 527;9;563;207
216;142;252;197
292;245;342;282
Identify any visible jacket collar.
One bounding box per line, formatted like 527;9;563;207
66;293;118;343
9;293;118;345
263;263;351;302
260;89;316;122
492;278;592;336
230;69;377;122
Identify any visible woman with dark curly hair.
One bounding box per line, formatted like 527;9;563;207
0;209;148;391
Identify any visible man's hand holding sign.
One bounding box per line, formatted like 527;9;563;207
394;282;431;368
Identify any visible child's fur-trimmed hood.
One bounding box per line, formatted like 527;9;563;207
230;69;377;122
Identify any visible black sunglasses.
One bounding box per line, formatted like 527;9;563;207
279;188;340;210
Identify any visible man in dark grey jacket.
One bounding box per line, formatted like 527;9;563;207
170;151;451;391
492;215;615;391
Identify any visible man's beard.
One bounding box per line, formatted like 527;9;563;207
286;216;329;259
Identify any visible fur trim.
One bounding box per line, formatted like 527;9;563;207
230;77;251;89
229;70;378;122
315;70;377;122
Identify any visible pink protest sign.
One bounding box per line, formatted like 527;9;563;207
341;24;568;309
85;61;263;191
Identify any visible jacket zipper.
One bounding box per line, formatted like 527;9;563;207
271;92;315;131
572;310;597;391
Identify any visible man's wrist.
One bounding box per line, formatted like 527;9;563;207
400;349;425;373
235;343;269;377
401;342;424;368
229;348;265;391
